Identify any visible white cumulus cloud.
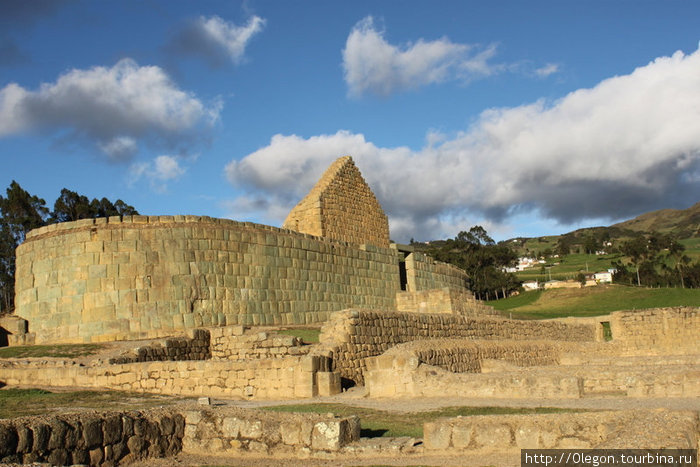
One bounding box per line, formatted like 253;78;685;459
0;58;220;159
342;16;500;97
129;155;186;193
167;15;265;67
227;47;700;241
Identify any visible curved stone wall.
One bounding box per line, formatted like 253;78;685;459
15;215;402;343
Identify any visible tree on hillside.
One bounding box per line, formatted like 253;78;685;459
667;240;689;288
583;235;599;254
620;236;649;286
555;236;573;256
0;182;49;313
426;226;520;300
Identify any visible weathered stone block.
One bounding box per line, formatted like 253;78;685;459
127;434;147;455
0;424;18;457
82;417;103;449
424;421;452;450
30;422;50;453
310;416;359;451
451;423;473;449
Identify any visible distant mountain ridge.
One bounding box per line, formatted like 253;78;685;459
496;201;699;256
612;201;700;237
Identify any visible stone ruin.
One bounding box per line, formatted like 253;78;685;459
0;155;698;466
9;155;468;345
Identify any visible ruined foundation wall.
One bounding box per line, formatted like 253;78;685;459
108;329;211;364
423;410;699;452
14;216;402;344
316;310;596;384
183;407;360;454
0;406;362;465
365;352;700;399
208;326;310;360
0;409;184;466
608;307;700;355
0;354;335;399
382;338;560;373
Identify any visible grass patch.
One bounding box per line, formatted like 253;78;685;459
492;285;700;319
0;388;186;419
0;343;106;359
276;328;320;344
262;403;578;438
490;290;543;311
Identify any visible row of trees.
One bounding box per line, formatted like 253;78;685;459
0;181;138;313
421;226;520;300
614;233;697;288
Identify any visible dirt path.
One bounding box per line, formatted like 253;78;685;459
223;385;700;413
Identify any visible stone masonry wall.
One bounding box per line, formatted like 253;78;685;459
0;409;184;466
381;338;560;373
365;349;700;399
423;410;699;452
608;307;699;355
209;326;310;360
108;329;211;364
396;288;499;317
0;354;338;399
405;252;467;292
0;407;363;465
315;309;596;385
15;215;401;344
183;407;360;455
283;156;390;248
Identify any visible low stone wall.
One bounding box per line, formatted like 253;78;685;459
365;352;700;398
379;339;560;374
109;329;211;364
209;326;309;360
315;309;596;384
183;407;360;454
0;409;184;465
395;288;499;317
0;355;339;399
608;307;700;355
0;406;363;465
424;410;699;452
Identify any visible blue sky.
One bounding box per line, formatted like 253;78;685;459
2;1;699;242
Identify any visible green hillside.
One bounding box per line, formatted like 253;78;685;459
491;285;700;319
613;201;700;237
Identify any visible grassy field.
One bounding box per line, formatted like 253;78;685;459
680;237;700;261
0;343;106;359
490;284;700;319
263;403;578;438
0;388;187;419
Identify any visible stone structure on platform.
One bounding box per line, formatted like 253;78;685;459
283;155;390;248
10;156;471;345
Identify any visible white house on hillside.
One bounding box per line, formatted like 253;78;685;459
594;271;613;283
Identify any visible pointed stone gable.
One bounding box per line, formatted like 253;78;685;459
283;155;390;247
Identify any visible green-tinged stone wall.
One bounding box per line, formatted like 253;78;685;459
14;215;402;343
